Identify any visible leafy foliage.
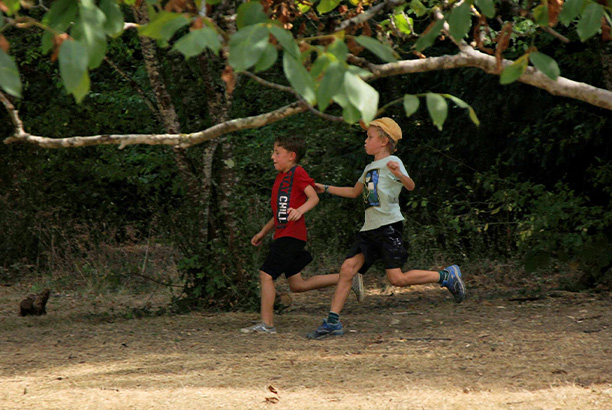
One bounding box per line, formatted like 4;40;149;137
0;0;611;308
3;0;607;127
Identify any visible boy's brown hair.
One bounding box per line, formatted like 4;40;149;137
275;136;306;163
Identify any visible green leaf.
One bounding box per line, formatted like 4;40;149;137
74;0;108;69
229;24;270;71
333;88;361;123
403;94;419;117
2;0;20;16
426;93;448;130
0;49;21;97
577;3;604;42
347;64;371;77
342;103;362;124
70;71;91;103
355;36;398;62
59;40;90;102
42;0;78;30
138;11;190;41
41;0;79;54
500;56;528;84
529;51;560;80
445;94;480;126
100;0;124;36
172;27;221;58
317;61;345;111
297;3;311;13
409;0;428;17
475;0;495;18
310;53;330;80
327;38;348;61
254;42;278;72
448;2;472;42
533;5;549;26
559;0;584;25
236;1;268;29
414;19;444;51
393;13;413;35
268;25;300;59
317;0;341;14
343;72;379;124
283;53;316;104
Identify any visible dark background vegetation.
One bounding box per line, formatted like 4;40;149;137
1;19;611;311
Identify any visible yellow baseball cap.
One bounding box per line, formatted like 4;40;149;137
359;117;402;143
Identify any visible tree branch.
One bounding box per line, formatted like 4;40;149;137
336;0;407;32
3;102;308;149
0;92;26;137
366;46;612;111
241;71;344;122
241;71;295;94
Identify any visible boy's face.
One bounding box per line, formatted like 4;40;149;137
364;127;388;155
271;143;296;172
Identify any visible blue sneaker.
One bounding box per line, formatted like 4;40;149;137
441;265;466;303
306;319;344;340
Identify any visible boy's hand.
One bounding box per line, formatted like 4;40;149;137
287;207;303;221
314;183;325;194
386;161;402;177
251;232;265;246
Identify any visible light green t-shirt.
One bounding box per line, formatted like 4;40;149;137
358;155;409;232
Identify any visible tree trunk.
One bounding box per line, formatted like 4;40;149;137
602;41;612;91
201;2;243;270
132;4;206;240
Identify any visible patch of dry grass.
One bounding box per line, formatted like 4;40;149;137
1;278;611;410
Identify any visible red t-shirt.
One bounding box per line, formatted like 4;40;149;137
271;165;315;241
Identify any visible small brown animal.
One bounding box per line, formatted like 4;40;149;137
19;288;51;316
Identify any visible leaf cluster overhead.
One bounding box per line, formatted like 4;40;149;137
1;0;611;148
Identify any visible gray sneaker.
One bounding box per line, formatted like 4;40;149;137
352;273;365;303
240;322;277;334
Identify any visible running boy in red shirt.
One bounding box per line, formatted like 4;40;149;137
241;136;363;334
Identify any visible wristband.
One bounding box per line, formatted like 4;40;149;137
324;184;330;193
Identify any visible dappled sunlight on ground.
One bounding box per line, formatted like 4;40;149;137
1;279;611;409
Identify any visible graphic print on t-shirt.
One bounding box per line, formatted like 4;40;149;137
276;166;296;228
363;168;380;208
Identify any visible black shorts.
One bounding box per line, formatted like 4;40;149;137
260;237;313;280
346;221;407;274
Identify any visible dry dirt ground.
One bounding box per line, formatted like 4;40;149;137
1;277;611;410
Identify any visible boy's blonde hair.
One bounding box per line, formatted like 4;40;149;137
374;126;397;153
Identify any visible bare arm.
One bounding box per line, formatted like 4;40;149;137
387;161;415;191
288;184;319;221
314;182;364;198
251;217;274;246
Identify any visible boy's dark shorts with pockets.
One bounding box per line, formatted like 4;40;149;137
261;237;313;280
346;221;407;274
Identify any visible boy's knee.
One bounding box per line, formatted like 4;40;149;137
289;281;307;293
339;263;358;280
259;271;274;283
386;270;406;287
388;275;403;287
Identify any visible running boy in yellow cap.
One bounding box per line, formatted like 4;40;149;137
307;118;465;339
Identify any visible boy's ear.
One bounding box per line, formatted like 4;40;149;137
289;151;297;161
